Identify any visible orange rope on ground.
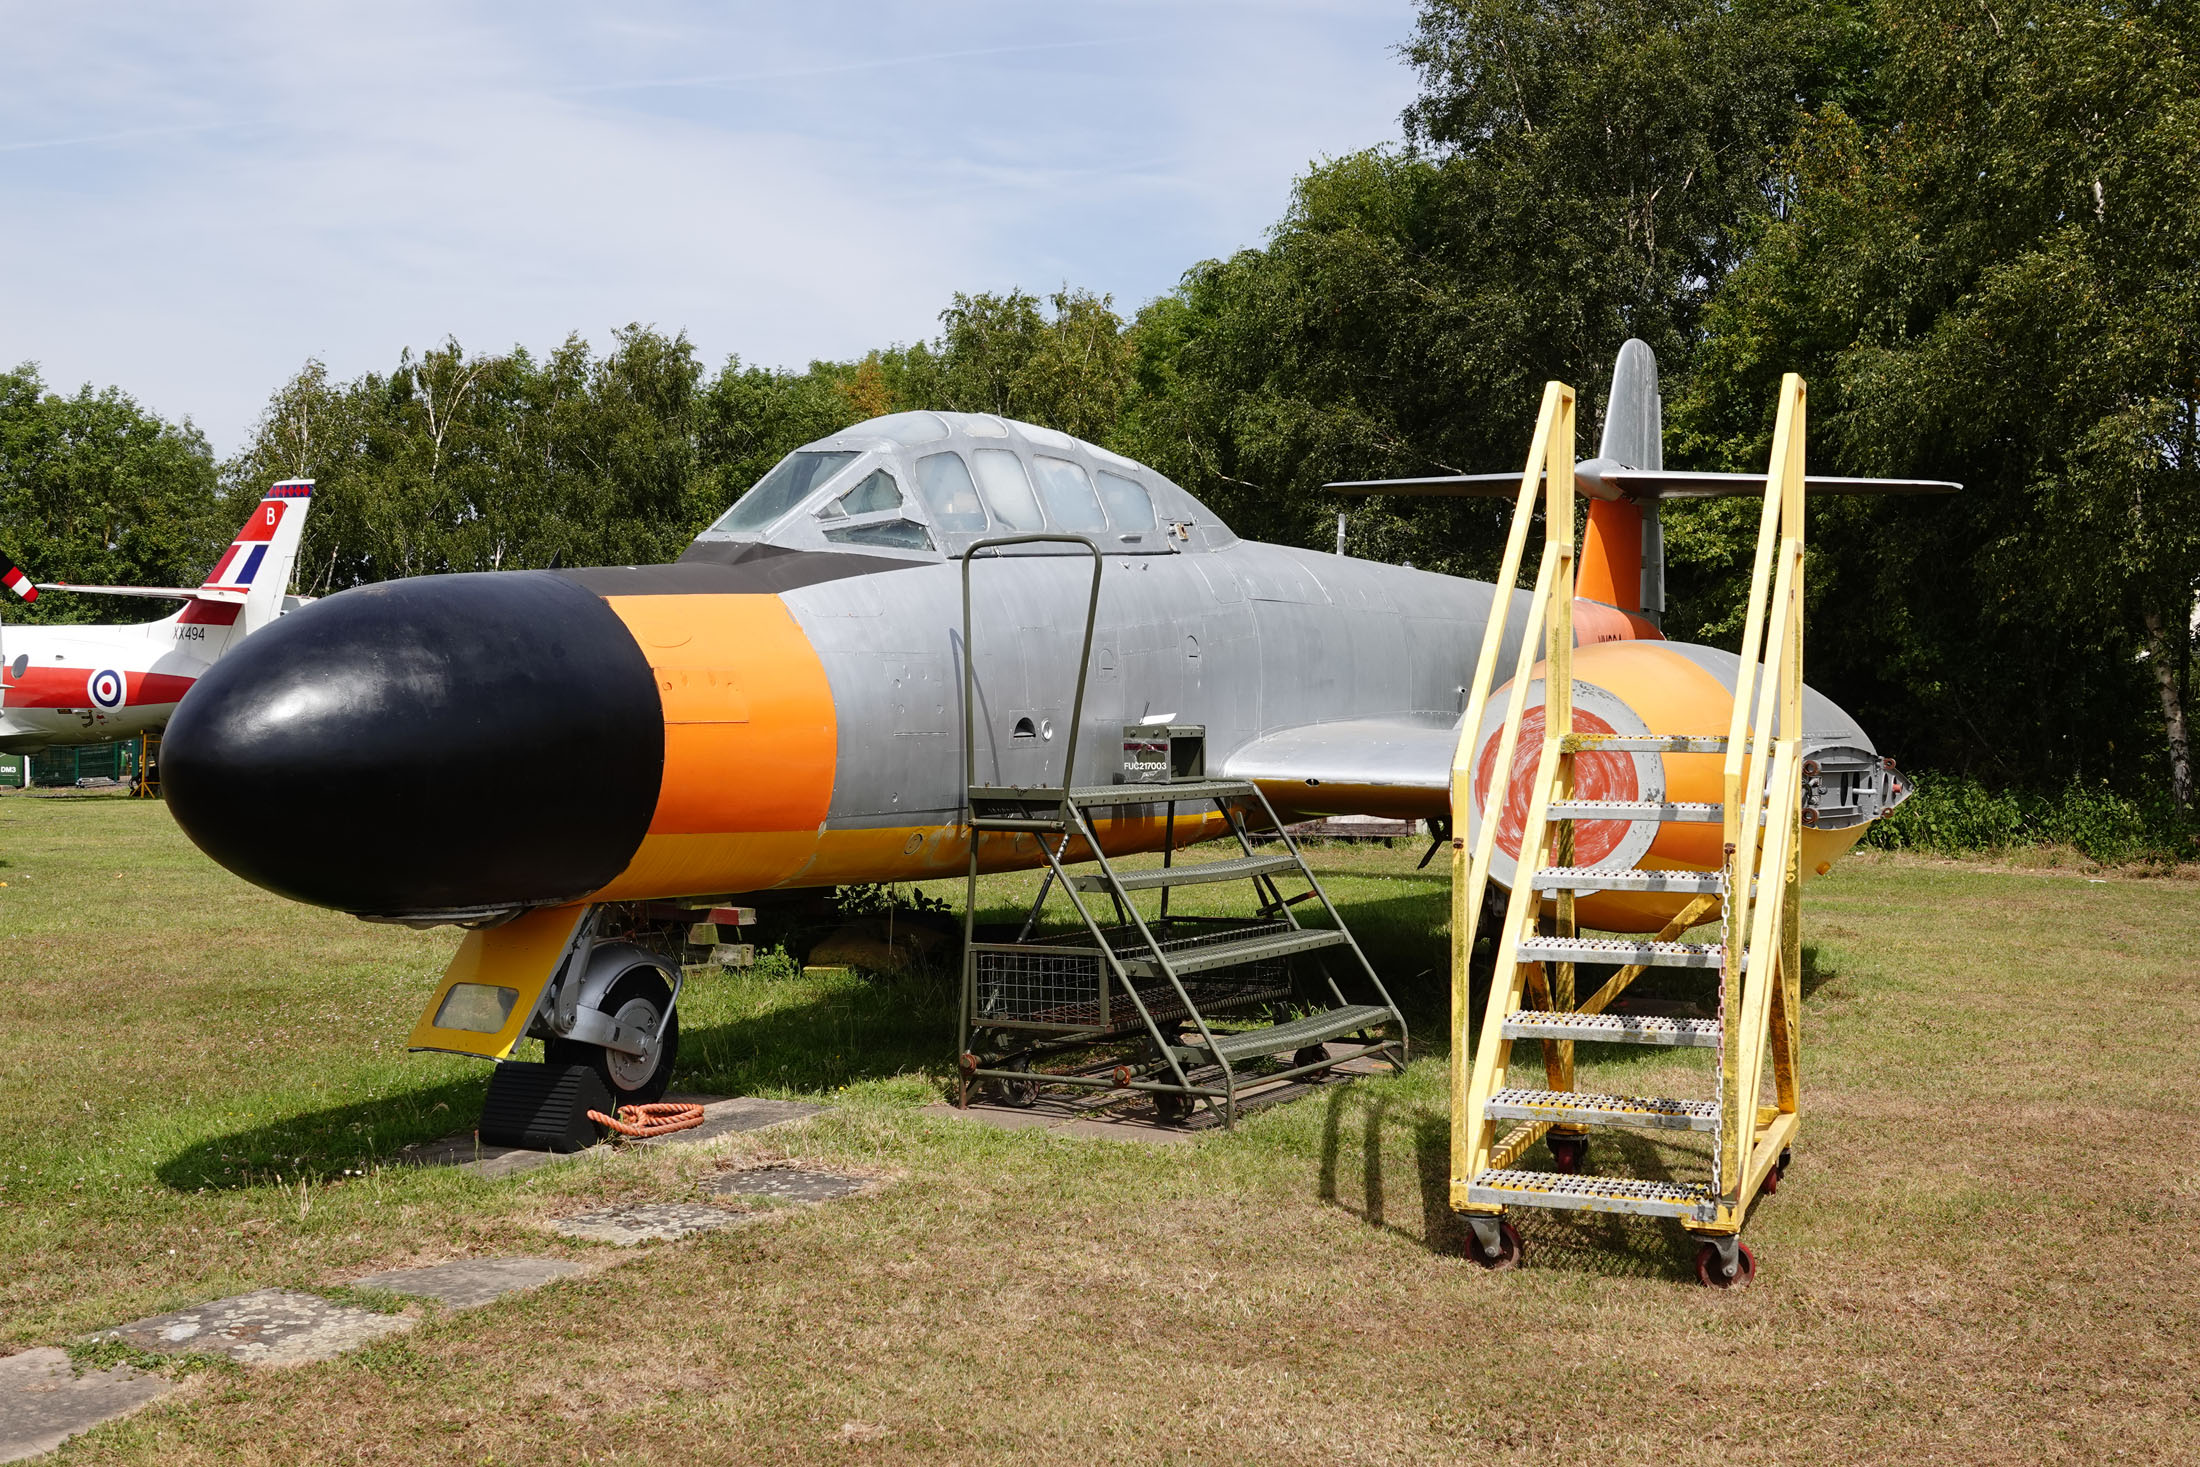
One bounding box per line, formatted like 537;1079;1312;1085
587;1102;706;1138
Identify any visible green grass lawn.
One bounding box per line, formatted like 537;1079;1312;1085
2;793;2196;1464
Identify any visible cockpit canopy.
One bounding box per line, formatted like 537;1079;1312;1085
686;411;1237;560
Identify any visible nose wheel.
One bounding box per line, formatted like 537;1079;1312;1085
546;968;680;1106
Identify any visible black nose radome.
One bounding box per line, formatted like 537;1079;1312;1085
164;571;664;919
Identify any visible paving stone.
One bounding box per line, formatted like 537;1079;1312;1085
0;1347;179;1463
550;1202;744;1246
701;1165;871;1204
95;1289;412;1366
633;1096;827;1148
399;1093;828;1176
349;1257;594;1310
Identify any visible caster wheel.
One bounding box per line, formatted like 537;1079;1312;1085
1694;1240;1756;1288
1759;1164;1782;1196
1293;1043;1330;1069
1547;1135;1588;1174
1150;1091;1192;1124
987;1055;1038;1109
1468;1219;1524;1271
1779;1147;1793;1171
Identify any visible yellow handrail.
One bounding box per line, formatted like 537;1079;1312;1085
1449;384;1571;1120
1449;382;1576;1203
1714;373;1807;1199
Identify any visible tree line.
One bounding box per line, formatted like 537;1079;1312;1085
3;0;2194;813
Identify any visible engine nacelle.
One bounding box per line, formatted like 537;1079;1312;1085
1465;640;1907;933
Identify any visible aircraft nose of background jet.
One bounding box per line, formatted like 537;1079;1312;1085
163;571;664;918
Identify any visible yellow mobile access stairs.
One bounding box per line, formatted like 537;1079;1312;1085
1449;375;1810;1287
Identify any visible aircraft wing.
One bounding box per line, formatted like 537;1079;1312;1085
36;583;249;603
36;583;194;599
1219;717;1456;822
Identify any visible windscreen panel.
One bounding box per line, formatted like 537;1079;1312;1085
712;451;860;533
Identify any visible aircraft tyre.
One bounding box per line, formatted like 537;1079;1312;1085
547;968;680;1106
1149;1091;1192;1124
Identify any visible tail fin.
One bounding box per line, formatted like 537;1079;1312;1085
1580;340;1666;623
1597;338;1663;472
200;481;314;635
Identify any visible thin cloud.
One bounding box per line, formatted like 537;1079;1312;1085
0;3;1418;455
572;38;1132;95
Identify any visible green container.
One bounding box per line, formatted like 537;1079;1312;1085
0;754;23;788
27;742;136;788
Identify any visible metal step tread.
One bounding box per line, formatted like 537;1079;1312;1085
1513;935;1736;969
1486;1087;1721;1132
1197;1004;1397;1063
1468;1168;1716;1221
1562;734;1728;754
1120;926;1348;978
1502;1010;1722;1048
1069;778;1258;806
1070;853;1298;893
1531;866;1724;894
966;778;1260;823
1547;799;1723;822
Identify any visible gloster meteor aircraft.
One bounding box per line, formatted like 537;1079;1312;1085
0;482;314;755
159;346;1950;1104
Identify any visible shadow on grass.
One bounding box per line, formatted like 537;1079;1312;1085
155;1072;492;1191
156;967;960;1192
1310;1070;1712;1282
677;965;959;1098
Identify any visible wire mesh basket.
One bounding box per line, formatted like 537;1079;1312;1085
970;918;1294;1034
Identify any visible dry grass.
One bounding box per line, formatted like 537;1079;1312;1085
2;799;2196;1464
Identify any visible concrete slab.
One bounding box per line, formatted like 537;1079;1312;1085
634;1095;827;1149
550;1203;744;1246
350;1257;594;1310
95;1289;412;1366
0;1348;179;1463
923;1053;1389;1143
701;1165;871;1204
398;1093;827;1176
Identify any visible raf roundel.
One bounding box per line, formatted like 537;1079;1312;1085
88;668;126;710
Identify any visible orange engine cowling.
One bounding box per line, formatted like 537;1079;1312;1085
1464;640;1907;933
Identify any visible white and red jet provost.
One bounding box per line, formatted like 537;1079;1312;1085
0;481;314;755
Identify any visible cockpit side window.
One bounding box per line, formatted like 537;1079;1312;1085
914;452;990;532
825;520;935;551
817;469;903;519
971;449;1042;531
1096;471;1156;530
711;450;860;533
1033;456;1106;531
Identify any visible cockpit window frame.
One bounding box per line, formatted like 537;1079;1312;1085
687;412;1227;562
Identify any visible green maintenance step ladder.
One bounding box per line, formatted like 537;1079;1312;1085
953;534;1406;1129
958;776;1409;1128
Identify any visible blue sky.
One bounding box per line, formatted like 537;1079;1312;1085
2;2;1421;457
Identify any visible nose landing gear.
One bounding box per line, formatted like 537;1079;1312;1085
545;965;681;1106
